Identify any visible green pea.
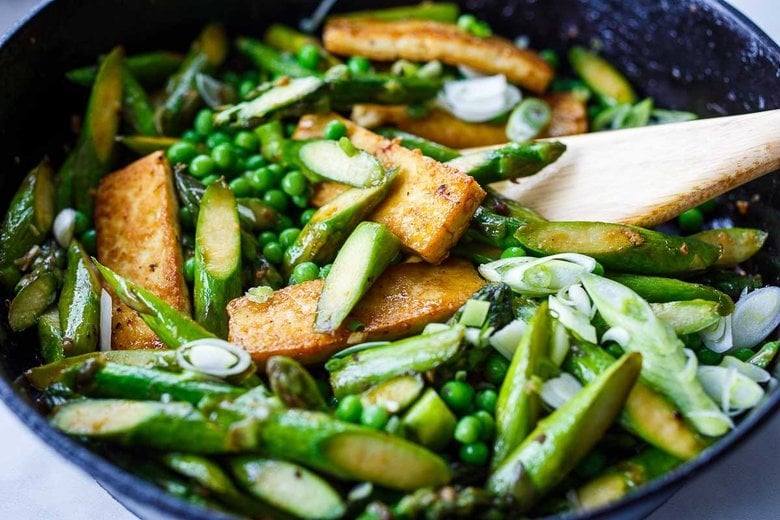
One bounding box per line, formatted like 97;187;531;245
181;129;202;143
324;119;347;140
258;231;277;248
211;143;238;171
604;343;625;359
181;234;195;250
292;194;309;208
347;56;372;74
361;404;389;430
319;264;332;279
459;442;489;465
201;174;220;186
262;242;284;264
475;389;498;414
678;208;704;233
263;189;289;212
440;381;475;414
484;354;509;385
206;131;231;149
194;109;214;136
229;177;253;198
178;206;193;229
300;208;317;226
281;171;308;197
474;410;495;441
539;49;559;69
248;167;275;193
166;141;198;165
454;416;481;444
72;211;90;235
80;229;97;256
245;154;267;170
183;256;195;283
234;131;259;152
335;395;363;423
293;262;320;283
189;154;215;178
296;43;321;70
500;246;526;259
732;348;755;362
238;79;257;99
697;198;718;214
266;163;285;182
275;215;294;233
696;348;722;366
279;227;301;249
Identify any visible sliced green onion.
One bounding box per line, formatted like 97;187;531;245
506;97;551;142
540;373;583;409
700;315;734;353
698;365;765;415
99;289;112;352
488;318;527;359
548;294;597;343
176;338;251;378
731;286;780;350
721;355;771;383
480;254;598;297
549;319;571;366
601;326;630;348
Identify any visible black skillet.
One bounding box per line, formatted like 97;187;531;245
0;1;778;518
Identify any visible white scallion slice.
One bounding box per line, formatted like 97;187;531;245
99;289;112;352
602;326;630;348
53;208;77;248
176;339;251;378
438;74;521;122
700;315;734;353
549;319;571;366
730;286;780;350
540;373;583;409
479;254;598;297
698;365;765;415
721;355;771;383
489;318;527;359
548;295;597;343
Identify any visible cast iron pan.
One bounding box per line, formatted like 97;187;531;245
0;1;778;519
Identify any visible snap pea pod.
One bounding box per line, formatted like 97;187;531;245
0;159;56;289
263;23;341;68
493;302;549;469
515;221;720;275
266;355;329;411
488;352;642;509
691;227;768;266
67;51;184;88
607;273;734;316
374;128;461;163
564;341;706;460
575;448;681;511
121;66;157;136
446;141;566;185
58;46;124;216
194;180;242;338
94;260;215;348
582;274;732;437
155;24;228;136
59;240;101;356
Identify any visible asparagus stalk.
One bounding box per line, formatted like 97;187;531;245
483;189;546;224
121;66;157;136
691;227;768;266
8;271;60;332
67;51;184;88
263;23;341;67
650;299;721;335
469;206;525;249
375;128;460;162
607;273;734;316
38;307;64;363
59;240;101;356
117;135;181;155
749;340;779;369
336;2;460;22
237;37;314;78
266;355;329;411
401;388;457;450
328;74;443;107
446;141;566;185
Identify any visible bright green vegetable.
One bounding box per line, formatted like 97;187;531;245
338;2;460;22
67;51;184;88
469;206;526;249
439;380;475;413
650;299;721;334
237;37;314;78
375;128;460;162
446;141;566;185
607;273;734;315
194;180;242;337
691;228;768;266
121;66;157;136
327;325;466;397
117;135;180;155
263;23;341;68
360;374;424;414
299;139;386;188
749;341;779;369
568;46;637;105
266;355;329;411
328;74;442;107
488;352;642;509
582;274;732;437
38;307;64;363
59;241;101;356
315;221;401;332
505;98;552;142
402;388;457;451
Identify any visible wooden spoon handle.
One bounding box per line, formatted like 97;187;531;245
486;109;780;226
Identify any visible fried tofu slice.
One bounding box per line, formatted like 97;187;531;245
542;92;589;137
228;259;485;365
295;114;485;263
324;18;553;93
95;151;190;350
351;105;509;149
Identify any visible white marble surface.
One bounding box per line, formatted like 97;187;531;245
1;1;778;519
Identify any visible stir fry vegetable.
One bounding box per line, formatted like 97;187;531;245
3;3;776;519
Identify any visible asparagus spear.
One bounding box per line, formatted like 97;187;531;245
59;46;124;216
582;274;732;437
121;66;157;136
564;341;706;460
38;307;64;363
336;2;460;22
266;355;329;411
691;227;768;266
328;74;443;107
401;388;457;450
375;128;461;162
469;206;525;249
326;325;466;397
194;180;242;338
67;51;184;88
263;23;341;68
575;448;680;511
255;120;308;170
59;240;101;356
237;37;314;79
94;260;215;348
568;46;637;105
117;135;181;155
515;221;721;275
298;139;387;188
607;273;734;316
9;272;60;332
360;374;424;414
231;457;346;519
492;302;549;469
156;24;228;135
482;189;546;224
488;352;642;509
0;159;56;289
446;141;566;185
650;299;721;334
749;340;779;369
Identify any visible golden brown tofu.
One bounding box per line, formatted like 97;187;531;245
295;114;485;263
228;259;485;365
95;152;190;350
541;92;589;138
351;105;509;149
324;18;553;93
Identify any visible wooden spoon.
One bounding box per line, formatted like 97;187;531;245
469;109;780;227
